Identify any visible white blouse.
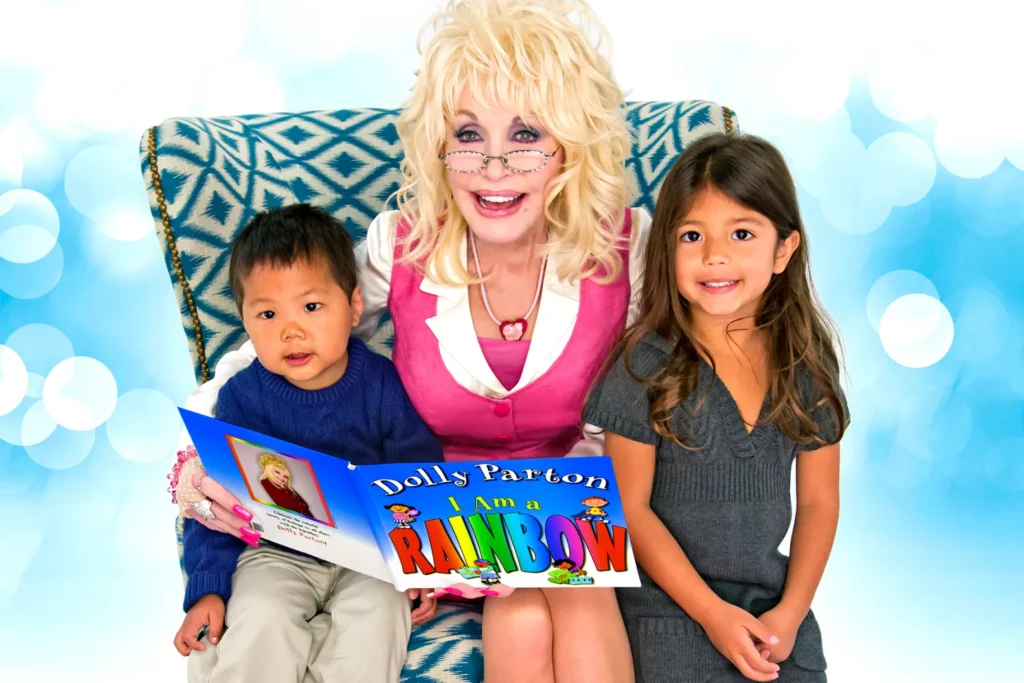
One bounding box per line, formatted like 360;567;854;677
179;208;652;457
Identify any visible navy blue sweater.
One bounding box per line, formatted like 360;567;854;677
182;337;443;611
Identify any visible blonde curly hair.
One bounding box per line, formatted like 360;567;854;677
258;453;290;478
395;0;632;285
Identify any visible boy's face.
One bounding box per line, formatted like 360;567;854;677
240;257;363;390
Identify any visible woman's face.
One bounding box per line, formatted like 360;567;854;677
267;465;290;488
443;89;563;247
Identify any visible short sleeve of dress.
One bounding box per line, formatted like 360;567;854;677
582;334;670;446
798;364;850;451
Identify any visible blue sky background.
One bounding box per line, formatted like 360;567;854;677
1;1;1021;680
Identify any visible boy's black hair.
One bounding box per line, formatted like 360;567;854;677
229;203;357;310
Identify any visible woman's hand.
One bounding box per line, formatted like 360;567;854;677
699;599;781;681
170;446;260;545
427;582;516;600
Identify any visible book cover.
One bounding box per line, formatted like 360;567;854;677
181;409;641;591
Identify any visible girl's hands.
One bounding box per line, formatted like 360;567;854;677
700;600;781;681
756;606;801;663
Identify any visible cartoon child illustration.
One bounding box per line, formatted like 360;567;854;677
453;559;503;596
574;496;610;523
547;558;591;585
474;558;501;586
258;453;313;518
384;503;419;529
456;558;502;585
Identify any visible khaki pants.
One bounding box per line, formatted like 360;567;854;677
188;545;411;683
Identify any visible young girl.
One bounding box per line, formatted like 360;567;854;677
257;453;313;518
585;133;848;683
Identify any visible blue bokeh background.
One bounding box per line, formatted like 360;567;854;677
1;1;1021;680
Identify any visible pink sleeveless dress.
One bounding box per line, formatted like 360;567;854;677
388;210;633;462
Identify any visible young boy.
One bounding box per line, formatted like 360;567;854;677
174;203;443;683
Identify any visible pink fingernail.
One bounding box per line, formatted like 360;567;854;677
240;527;260;540
480;589;499;597
443;587;463;597
233;506;253;521
426;592;444;599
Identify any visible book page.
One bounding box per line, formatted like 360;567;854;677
180;409;392;584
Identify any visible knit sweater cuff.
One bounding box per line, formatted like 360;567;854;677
183;570;234;612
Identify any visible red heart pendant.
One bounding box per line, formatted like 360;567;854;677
499;319;528;341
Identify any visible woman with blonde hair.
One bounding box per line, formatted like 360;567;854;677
170;0;650;680
256;454;313;518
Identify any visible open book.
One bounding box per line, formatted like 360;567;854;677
181;409;641;591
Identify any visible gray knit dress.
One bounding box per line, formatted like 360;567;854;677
583;333;848;683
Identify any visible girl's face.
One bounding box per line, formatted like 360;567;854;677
267;465;290;488
674;187;800;328
443;89;563;247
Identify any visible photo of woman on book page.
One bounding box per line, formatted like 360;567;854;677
228;436;334;527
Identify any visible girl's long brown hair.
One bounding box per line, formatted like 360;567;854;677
621;132;846;448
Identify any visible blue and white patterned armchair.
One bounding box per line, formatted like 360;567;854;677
140;100;737;683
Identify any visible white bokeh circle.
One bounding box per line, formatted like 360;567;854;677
0;189;60;263
100;205;154;242
879;294;955;368
42;357;118;431
0;144;21;186
25;424;95;470
81;221;162;278
774;110;938;236
866;270;940;333
0;242;64;299
0;346;29;416
934;121;1008;180
106;389;184;464
5;323;74;377
868;59;936;123
63;145;150;226
20;400;57;447
0;400;35;446
865;133;936;208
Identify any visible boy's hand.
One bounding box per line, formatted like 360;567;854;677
407;588;438;625
173;595;225;656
